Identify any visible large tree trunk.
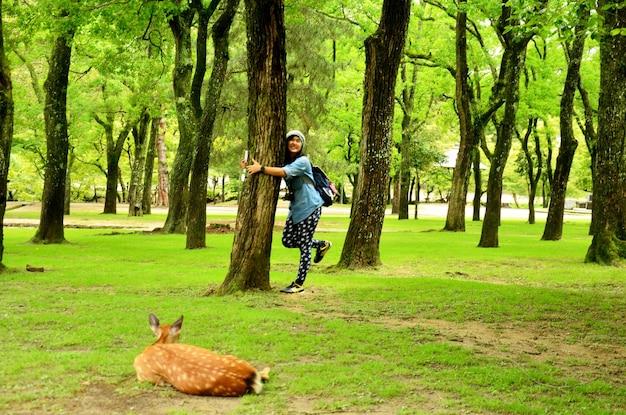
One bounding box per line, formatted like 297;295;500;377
32;32;74;244
162;7;197;234
128;110;150;216
220;0;286;293
585;0;626;265
0;0;14;268
187;0;239;249
338;0;411;269
542;11;587;240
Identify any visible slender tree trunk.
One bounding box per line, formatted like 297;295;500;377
128;110;150;216
220;0;286;293
398;61;417;220
64;150;74;215
95;107;137;214
471;147;482;221
542;10;587;240
32;31;74;244
0;0;14;267
156;118;169;207
585;0;626;265
141;117;159;215
163;7;197;233
338;0;411;269
444;0;473;232
479;50;528;246
187;0;239;249
478;0;538;248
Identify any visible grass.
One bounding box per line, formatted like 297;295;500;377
1;204;626;414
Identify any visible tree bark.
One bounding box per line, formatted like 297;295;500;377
0;0;14;267
478;0;539;248
156;118;169;207
32;31;74;244
187;0;239;249
94;108;136;215
141;117;160;215
542;10;587;240
444;1;473;232
128;110;150;216
585;0;626;265
338;0;411;269
162;6;197;233
398;61;417;220
220;0;286;293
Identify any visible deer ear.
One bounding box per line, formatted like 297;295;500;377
169;315;183;337
149;314;161;335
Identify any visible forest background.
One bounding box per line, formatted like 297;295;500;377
3;1;595;215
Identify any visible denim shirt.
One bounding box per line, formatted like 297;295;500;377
283;156;324;223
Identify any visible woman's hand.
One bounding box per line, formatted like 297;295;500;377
243;158;262;174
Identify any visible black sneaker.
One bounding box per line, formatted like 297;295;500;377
314;241;332;263
280;282;304;294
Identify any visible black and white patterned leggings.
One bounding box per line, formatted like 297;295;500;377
282;207;323;286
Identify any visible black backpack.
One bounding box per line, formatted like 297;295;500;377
309;165;337;207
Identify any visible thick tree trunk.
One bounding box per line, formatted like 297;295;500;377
187;0;239;249
32;32;74;244
585;0;626;265
128;110;150;216
542;11;587;240
338;0;411;269
220;0;286;293
0;1;14;267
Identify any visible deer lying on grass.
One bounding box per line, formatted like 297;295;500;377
134;314;270;396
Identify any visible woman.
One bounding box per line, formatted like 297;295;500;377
241;130;332;293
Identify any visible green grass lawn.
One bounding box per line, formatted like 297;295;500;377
1;205;625;414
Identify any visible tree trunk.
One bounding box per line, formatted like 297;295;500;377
338;0;411;269
443;0;473;232
542;10;587;240
220;0;286;293
471;147;482;221
64;150;74;215
398;61;417;220
156;118;169;207
478;1;536;248
162;7;197;234
141;117;160;215
187;0;239;249
585;0;626;265
32;31;74;244
128;110;150;216
95;106;137;214
0;1;14;267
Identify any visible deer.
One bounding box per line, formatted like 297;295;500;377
134;314;270;396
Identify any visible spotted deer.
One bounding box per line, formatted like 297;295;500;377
134;314;270;396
